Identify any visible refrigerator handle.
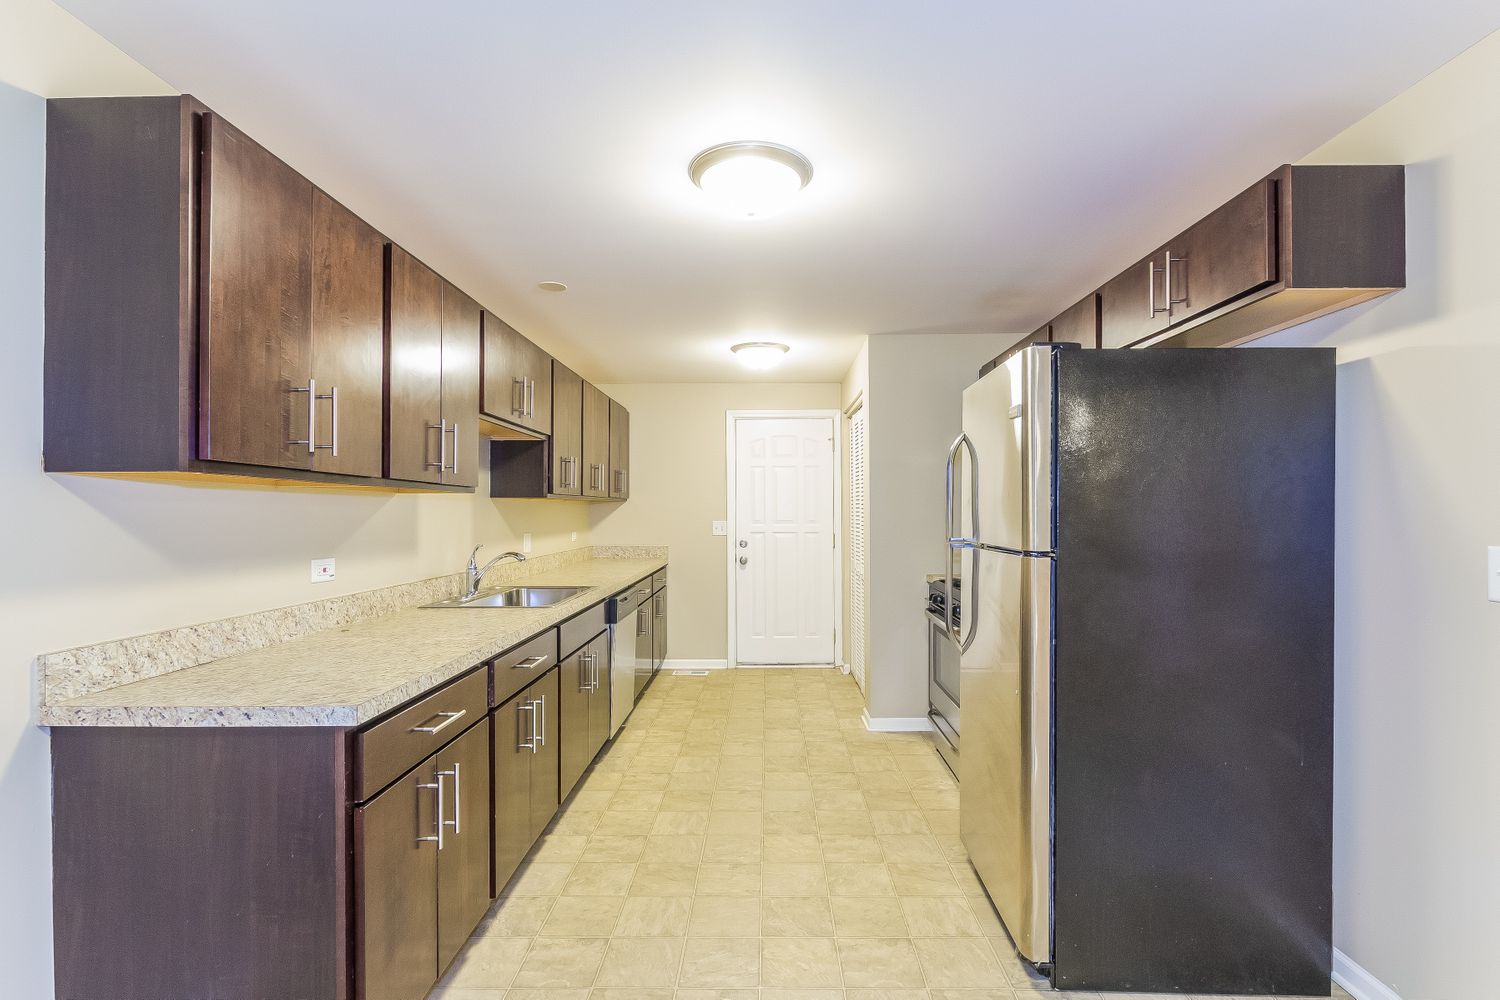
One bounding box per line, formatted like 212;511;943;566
944;433;980;652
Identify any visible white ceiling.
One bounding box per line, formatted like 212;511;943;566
45;1;1500;382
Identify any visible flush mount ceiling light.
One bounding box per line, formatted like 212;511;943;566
689;141;813;218
731;341;791;370
537;280;568;292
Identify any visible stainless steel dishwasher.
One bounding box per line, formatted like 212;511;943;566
605;585;644;737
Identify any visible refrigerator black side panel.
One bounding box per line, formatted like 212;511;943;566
1051;348;1334;995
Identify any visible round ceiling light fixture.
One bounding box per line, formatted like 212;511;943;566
537;280;568;292
730;341;791;371
689;141;813;218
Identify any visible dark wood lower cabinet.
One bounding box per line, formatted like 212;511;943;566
437;718;494;970
355;764;440;1000
560;632;611;799
529;669;561;840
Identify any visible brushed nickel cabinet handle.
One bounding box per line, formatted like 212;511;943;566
427;419;448;470
512;376;526;417
526;377;536;418
438;763;461;835
513;654;547;671
289;378;317;455
411;709;466;734
1166;253;1188;313
328;385;339;457
517;700;536;751
416;772;444;849
447;422;460;475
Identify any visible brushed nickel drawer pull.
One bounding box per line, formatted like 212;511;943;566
534;695;545;748
513;654;548;671
410;709;466;735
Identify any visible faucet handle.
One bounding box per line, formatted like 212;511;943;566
468;544;483;569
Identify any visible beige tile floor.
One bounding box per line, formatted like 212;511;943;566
434;668;1352;1000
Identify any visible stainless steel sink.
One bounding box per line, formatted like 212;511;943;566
423;586;587;609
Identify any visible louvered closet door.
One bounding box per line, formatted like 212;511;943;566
847;405;869;692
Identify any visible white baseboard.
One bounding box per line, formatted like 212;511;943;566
862;710;933;733
1334;948;1404;1000
731;662;836;669
662;659;729;670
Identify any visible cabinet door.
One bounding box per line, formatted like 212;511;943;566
530;669;561;838
587;636;613;759
441;284;481;488
436;718;492;971
1172;179;1276;323
1048;293;1099;350
559;643;593;799
481;312;552;436
550;361;584;496
354;764;439;1000
652;587;668;672
1099;249;1173;348
608;399;630;500
198;112;313;471
492;693;535;894
310;190;385;477
582;382;610;498
386;246;444;483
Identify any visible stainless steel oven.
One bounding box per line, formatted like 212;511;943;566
926;583;960;776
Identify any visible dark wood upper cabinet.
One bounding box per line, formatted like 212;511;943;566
481;313;552;436
198;112;314;471
385;245;445;485
608;399;630;500
582;382;610;499
441;284;482;488
43;95;471;491
311;190;385;478
1049;293;1101;350
551;361;584;497
1100;166;1404;349
1099;247;1174;350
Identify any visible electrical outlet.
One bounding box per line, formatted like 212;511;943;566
1489;547;1500;603
570;531;578;542
310;558;335;583
712;520;728;536
522;532;533;554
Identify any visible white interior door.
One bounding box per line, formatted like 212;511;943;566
734;416;836;664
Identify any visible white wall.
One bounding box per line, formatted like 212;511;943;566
590;382;842;661
863;333;1006;721
1258;31;1500;1000
0;81;595;997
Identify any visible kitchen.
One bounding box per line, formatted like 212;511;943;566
4;3;1500;1000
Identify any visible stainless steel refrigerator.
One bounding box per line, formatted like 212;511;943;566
943;344;1335;995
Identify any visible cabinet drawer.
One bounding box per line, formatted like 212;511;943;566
492;629;559;708
651;568;667;592
355;666;487;802
560;601;607;659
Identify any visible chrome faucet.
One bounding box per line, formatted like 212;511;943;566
464;545;525;600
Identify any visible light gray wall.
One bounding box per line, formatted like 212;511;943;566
864;332;1006;721
1257;30;1500;1000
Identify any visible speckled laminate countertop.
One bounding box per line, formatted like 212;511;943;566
41;556;664;728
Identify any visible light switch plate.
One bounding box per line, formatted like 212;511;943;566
311;558;335;583
1489;547;1500;603
712;520;728;536
522;533;533;554
570;531;578;542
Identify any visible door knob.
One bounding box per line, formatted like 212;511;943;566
738;556;748;566
738;540;748;548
